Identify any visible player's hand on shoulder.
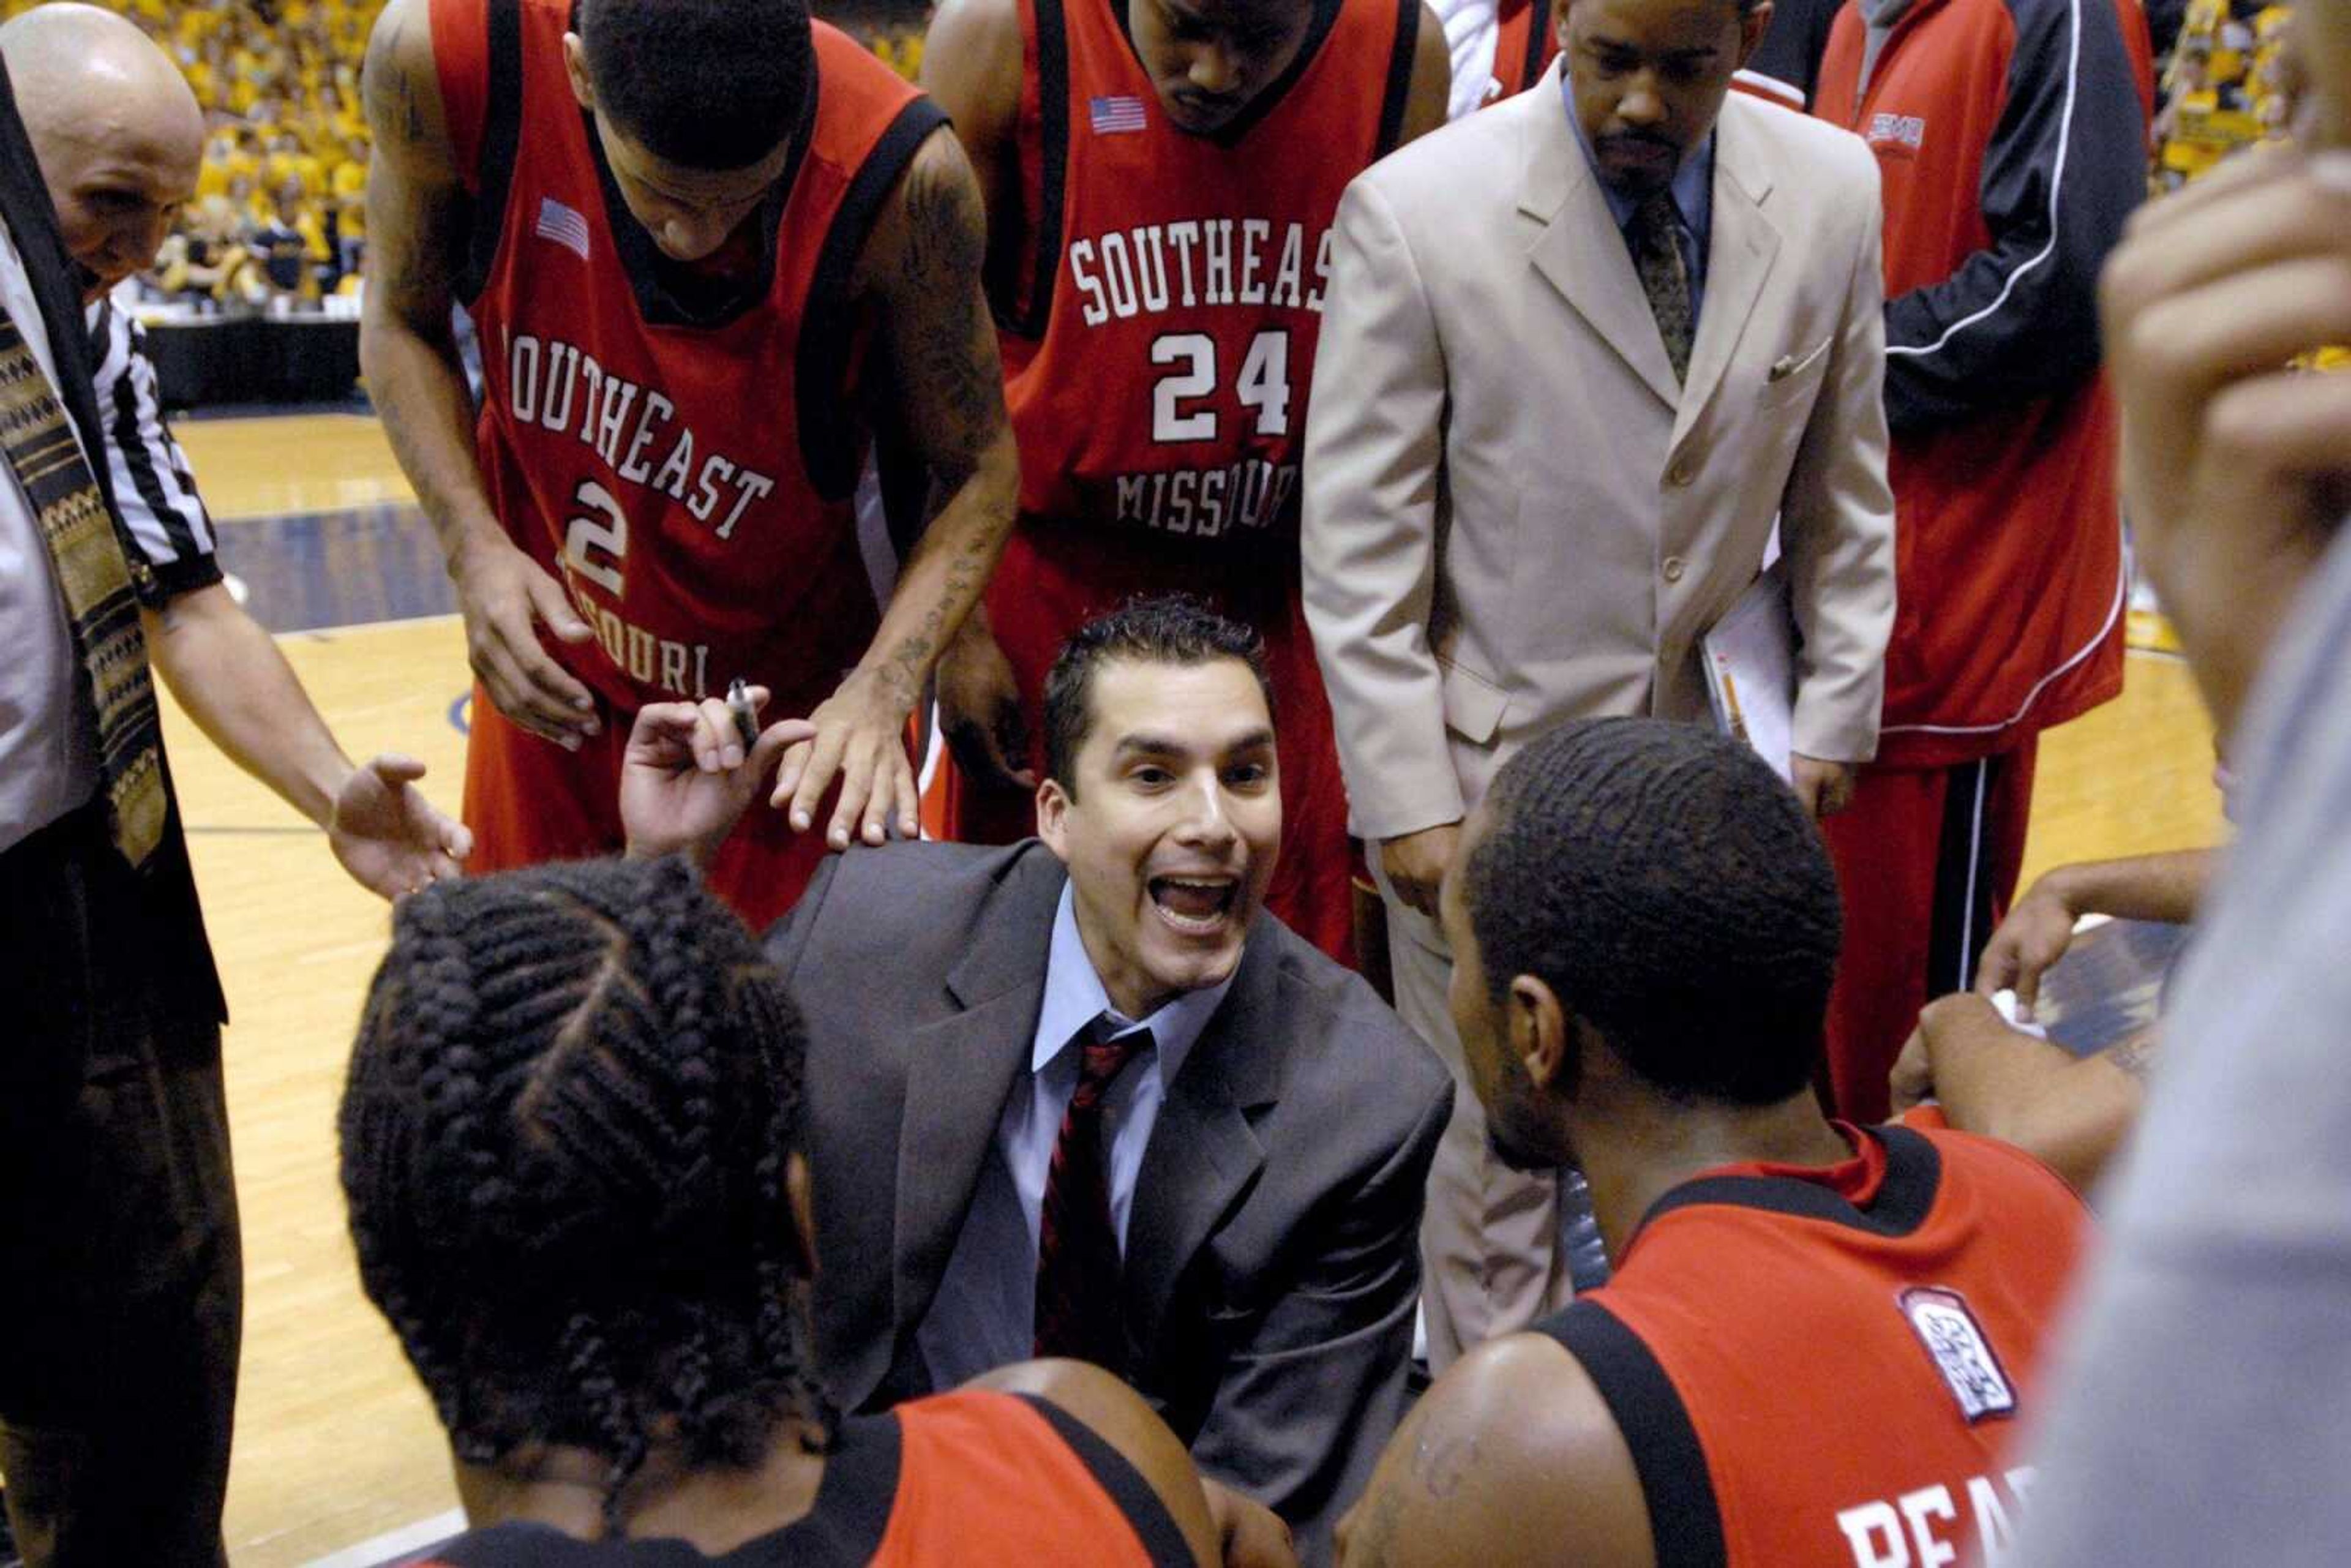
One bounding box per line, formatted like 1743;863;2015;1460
449;530;602;746
621;691;817;868
771;667;923;852
331;754;472;900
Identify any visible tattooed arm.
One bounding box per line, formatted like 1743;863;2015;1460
917;0;1041;796
360;0;599;745
771;127;1019;849
1338;1335;1654;1568
1891;993;2153;1194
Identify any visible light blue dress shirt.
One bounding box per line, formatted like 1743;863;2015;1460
1562;79;1717;322
917;881;1237;1389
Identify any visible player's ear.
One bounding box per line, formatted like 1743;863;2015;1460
1510;974;1574;1097
561;31;596;112
1037;776;1073;860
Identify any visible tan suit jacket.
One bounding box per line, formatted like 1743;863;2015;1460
1303;69;1896;839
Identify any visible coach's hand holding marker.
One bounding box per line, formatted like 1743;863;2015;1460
620;687;819;869
726;677;763;754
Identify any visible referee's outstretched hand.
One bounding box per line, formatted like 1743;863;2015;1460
331;754;472;901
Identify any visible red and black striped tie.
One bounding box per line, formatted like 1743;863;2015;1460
1033;1016;1148;1374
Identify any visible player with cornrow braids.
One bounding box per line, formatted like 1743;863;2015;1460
341;852;1231;1566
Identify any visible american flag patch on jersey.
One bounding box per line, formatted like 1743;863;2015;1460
1089;95;1147;133
534;197;592;260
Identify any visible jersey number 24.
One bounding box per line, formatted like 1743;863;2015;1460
1151;330;1291;443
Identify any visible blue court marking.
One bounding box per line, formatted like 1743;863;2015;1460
448;691;471;736
213;500;454;634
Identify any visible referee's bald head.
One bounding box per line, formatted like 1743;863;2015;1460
1;4;204;300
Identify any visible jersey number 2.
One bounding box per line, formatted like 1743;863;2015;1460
564;479;628;596
1150;330;1291;443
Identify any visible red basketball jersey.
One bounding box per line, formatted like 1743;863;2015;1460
413;1389;1196;1566
1539;1119;2088;1567
994;0;1421;557
1486;0;1558;105
432;0;945;719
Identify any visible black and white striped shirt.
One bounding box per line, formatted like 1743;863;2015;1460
84;298;222;601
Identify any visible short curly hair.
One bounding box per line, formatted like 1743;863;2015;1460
1462;718;1842;1105
579;0;814;171
339;857;832;1525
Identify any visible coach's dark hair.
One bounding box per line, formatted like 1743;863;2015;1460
1041;594;1275;795
578;0;814;171
1464;718;1842;1105
340;858;831;1526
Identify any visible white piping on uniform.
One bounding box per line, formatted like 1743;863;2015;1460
1956;757;1990;988
1883;545;2127;737
1883;0;2083;361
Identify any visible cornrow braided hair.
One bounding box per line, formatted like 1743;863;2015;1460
340;857;835;1531
1464;718;1843;1107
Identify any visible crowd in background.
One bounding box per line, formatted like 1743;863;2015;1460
2156;0;2298;182
0;0;2284;317
0;0;929;315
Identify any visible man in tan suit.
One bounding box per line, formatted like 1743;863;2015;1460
1302;0;1895;1370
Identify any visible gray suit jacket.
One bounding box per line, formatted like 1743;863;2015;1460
1303;70;1896;839
769;839;1451;1561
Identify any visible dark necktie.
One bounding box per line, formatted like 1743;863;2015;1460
1033;1016;1149;1373
1627;189;1693;385
0;298;164;866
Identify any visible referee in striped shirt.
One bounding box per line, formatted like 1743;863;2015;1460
84;296;218;608
1;10;470;1561
77;285;474;901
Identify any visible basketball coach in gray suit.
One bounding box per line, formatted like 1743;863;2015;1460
619;596;1452;1565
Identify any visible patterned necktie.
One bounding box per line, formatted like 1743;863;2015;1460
1033;1015;1150;1373
0;298;165;866
1627;189;1693;384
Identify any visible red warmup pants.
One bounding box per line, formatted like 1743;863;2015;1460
462;683;836;934
1818;740;2038;1122
943;523;1356;967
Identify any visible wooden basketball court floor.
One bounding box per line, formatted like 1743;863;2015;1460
108;411;2227;1565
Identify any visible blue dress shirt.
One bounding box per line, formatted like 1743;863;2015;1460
917;881;1237;1389
1563;78;1716;322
